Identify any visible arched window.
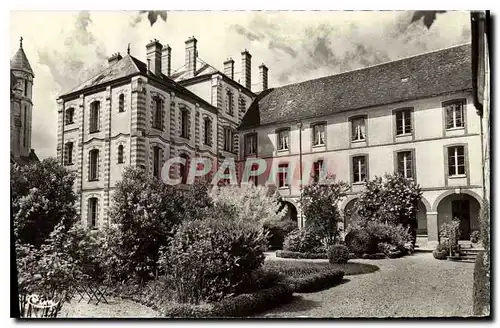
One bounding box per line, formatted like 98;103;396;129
117;145;124;164
118;94;125;112
65;107;75;125
204;117;212;146
153;146;162;178
89;101;100;133
88;197;98;229
64;142;73;165
153;97;163;130
180;153;190;184
89;149;99;181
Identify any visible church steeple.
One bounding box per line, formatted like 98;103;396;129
11;36;34;76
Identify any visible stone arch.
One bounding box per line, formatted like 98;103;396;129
340;195;359;212
280;200;299;225
420;196;432;212
432;189;482;212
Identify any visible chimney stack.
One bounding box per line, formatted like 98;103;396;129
185;36;198;78
223;58;235;79
108;52;123;65
162;44;172;76
241;49;252;90
146;39;163;76
259;63;268;91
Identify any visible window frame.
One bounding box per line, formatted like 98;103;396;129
443;99;467;131
446;145;467;177
244;132;257;156
179;153;189;184
277;162;290;188
276;128;290;151
180;108;189;139
89;149;99;181
89;101;100;134
394;148;416;180
311;122;327;147
223;127;234;153
349;115;367;143
393;107;414;139
153;97;163;130
65;107;75;125
118;93;125;113
312;159;324;182
226;90;234;116
117;145;124;164
88;197;98;229
350;154;369;184
153;146;162;178
64;142;74;166
203;117;212;146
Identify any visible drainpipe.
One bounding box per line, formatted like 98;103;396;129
297;122;303;228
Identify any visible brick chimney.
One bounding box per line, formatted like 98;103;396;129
241;50;252;90
259;63;268;91
108;52;122;65
185;36;198;78
224;58;234;79
146;39;163;75
162;44;171;76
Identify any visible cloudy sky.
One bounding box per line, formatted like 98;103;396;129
10;10;471;159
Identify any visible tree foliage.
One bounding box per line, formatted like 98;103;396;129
11;158;78;247
300;177;350;245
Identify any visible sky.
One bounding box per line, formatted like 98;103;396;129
10;10;472;159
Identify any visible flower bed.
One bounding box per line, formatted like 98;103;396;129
275;250;327;259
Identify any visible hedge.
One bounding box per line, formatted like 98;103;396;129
275;250;327;259
361;253;387;259
284;269;344;293
473;252;490;316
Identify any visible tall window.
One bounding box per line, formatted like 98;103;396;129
224;128;233;152
351;117;366;141
66;108;75;125
313;159;324;182
312;123;326;146
118;94;125;112
204;118;212;146
153;98;163;130
445;100;465;129
89;101;100;133
88;198;98;229
277;129;289;150
278;163;289;188
64;142;73;166
89;149;99;181
396;109;412;135
23;105;28;147
181;109;189;138
352;156;367;183
117;145;124;164
24;79;28;97
245;133;257;155
153;146;161;178
448;146;465;176
180;154;189;184
249;163;259;186
397;151;413;179
226;90;234;116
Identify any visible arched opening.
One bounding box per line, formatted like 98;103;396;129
437;193;481;240
343;198;358;230
281;201;298;224
265;201;299;250
416;200;428;235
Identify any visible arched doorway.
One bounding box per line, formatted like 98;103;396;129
436;193;481;240
343;198;358;230
280;201;298;226
416;201;428;235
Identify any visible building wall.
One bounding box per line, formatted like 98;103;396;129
238;92;483;240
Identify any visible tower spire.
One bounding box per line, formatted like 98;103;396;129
19;36;23;49
127;43;130;55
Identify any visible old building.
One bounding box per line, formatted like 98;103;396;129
57;37;262;226
11;37;38;165
238;44;484;247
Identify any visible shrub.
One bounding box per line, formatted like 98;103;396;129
283;228;324;253
432;248;448;260
365;221;412;251
328;245;349;264
275;250;327;259
377;242;398;254
473;252;490;316
344;228;377;256
439;218;461;247
362;253;386;259
470;230;481;244
159;217;267;304
286;270;344;293
433;241;459;260
264;219;297;250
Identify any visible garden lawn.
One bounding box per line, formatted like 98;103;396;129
263;258;379;276
261;252;474;318
59;296;159;318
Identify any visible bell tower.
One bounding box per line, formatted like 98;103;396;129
10;36;35;160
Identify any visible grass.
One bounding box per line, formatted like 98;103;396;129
263;259;380;276
473;251;490;316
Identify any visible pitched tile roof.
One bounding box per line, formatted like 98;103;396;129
11;47;34;75
239;44;472;129
170;57;219;82
59;55;216;109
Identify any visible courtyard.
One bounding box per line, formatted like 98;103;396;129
262;252;475;318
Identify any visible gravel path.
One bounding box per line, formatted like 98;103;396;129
261;252;475;318
59;296;159;318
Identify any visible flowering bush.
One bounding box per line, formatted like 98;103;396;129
470;230;481;244
301;177;350;245
344;228;377;256
158;215;267;304
439;218;461;247
283;228;324;253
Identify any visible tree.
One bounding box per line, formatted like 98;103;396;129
108;166;211;282
301;177;350;245
11;158;77;247
210;183;286;229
